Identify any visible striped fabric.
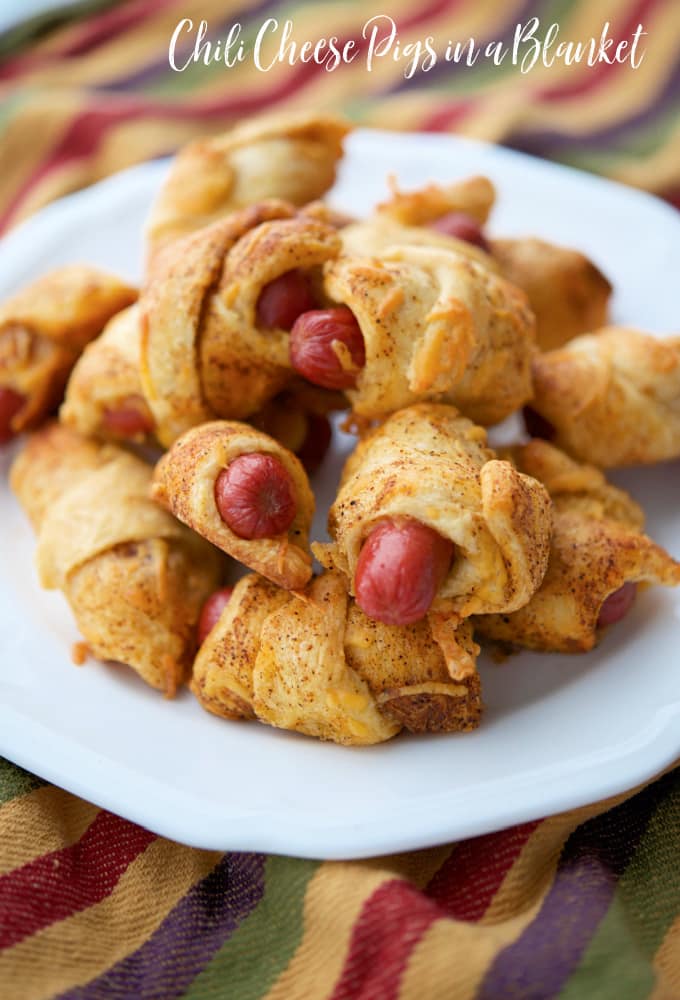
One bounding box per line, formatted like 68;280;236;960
1;1;680;997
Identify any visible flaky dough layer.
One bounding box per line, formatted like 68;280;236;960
316;403;552;618
151;420;315;590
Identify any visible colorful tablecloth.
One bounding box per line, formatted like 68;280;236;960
1;2;680;997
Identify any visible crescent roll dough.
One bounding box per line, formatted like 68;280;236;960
372;177;612;352
339;216;496;270
490;238;611;351
529;328;680;467
146;112;350;271
377;174;496;226
140;200;341;446
0;266;136;434
10;424;222;693
342;175;497;268
151;420;315;590
474;440;680;652
323;245;535;425
60;304;155;444
315;404;552;618
192;571;482;745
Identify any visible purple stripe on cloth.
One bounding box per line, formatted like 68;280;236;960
506;55;680;155
476;772;673;1000
57;852;266;1000
387;0;547;92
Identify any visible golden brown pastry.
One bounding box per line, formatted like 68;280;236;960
474;440;680;652
340;174;497;268
490;237;611;351
339;215;496;269
372;176;612;352
314;404;552;627
10;423;222;693
192;571;482;745
377;174;496;226
151;420;315;590
60;304;155;444
140;200;341;446
0;266;137;442
527;328;680;467
145;112;350;272
316;244;535;425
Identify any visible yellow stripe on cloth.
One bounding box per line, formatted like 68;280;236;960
0;787;99;877
262;845;451;1000
651;915;680;999
0;838;221;1000
0;92;82;225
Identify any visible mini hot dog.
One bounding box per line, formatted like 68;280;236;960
151;420;315;590
289;306;366;390
140;201;341;446
354;518;454;626
314;403;552;626
313;244;535;425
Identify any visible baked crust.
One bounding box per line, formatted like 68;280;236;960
151;420;315;590
0;266;136;432
377;174;496;226
10;423;222;692
323;245;535;425
474;440;680;652
146;111;350;272
140;201;341;446
491;237;611;351
315;403;552;618
192;571;482;745
530;327;680;467
60;304;154;443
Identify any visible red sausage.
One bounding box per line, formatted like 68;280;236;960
296;413;332;473
523;406;555;442
256;270;317;330
429;212;490;252
197;586;234;645
102;395;154;438
0;387;26;444
354;518;454;626
289;307;366;390
214;453;297;539
597;582;637;629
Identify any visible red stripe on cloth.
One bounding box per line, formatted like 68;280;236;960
0;56;327;233
425;820;540;921
329;879;442;1000
536;0;658;101
329;821;539;1000
0;811;155;950
419;99;473;132
0;0;181;81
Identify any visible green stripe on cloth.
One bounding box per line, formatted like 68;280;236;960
0;757;45;805
182;855;319;999
558;770;680;1000
0;1;115;58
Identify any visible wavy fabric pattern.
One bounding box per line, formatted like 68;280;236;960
0;1;679;997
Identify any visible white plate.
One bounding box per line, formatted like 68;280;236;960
1;131;679;860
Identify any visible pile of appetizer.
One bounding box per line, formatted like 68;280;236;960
3;113;679;745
